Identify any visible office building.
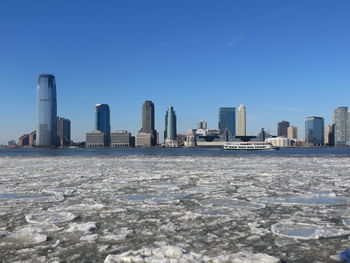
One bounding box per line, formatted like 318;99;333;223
198;120;207;130
36;74;57;146
305;116;324;146
218;107;235;136
111;130;131;147
333;107;349;147
140;100;157;146
287;126;298;139
164;106;177;140
29;131;36;146
95;104;110;146
86;130;105;147
324;125;334;146
237;105;246;136
57;117;71;146
277;121;289;137
18;134;30;146
135;132;152;147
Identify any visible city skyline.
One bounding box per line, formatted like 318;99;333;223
1;1;350;144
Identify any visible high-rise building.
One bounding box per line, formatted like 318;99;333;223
305;116;324;146
324;125;334;146
277;121;290;137
333;107;349;146
287;126;298;139
218;107;235;136
140;100;157;146
142;101;155;133
95;104;110;146
36;74;57;147
237;105;246;136
164;106;177;140
57;117;71;146
197;120;207;130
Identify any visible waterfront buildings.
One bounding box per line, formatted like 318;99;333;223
57;117;71;146
95;104;110;146
29;131;36;146
86;130;105;147
218;107;235;136
111;130;131;147
237;105;246;136
36;74;57;147
333;107;349;146
305;116;324;146
277;121;289;137
266;137;293;147
287;126;298;139
138;100;157;146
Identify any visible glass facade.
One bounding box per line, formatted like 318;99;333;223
36;74;57;146
142;101;155;133
165;106;177;140
95;104;110;146
305;117;324;146
57;117;71;146
277;121;290;137
218;107;235;136
333;107;348;146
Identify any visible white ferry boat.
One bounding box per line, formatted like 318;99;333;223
223;142;279;151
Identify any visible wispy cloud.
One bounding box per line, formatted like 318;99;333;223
227;36;246;47
257;11;284;21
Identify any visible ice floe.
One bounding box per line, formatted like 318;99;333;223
271;222;350;240
25;211;78;224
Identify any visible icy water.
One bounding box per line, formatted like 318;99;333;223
1;148;350;263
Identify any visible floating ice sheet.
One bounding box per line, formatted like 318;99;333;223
262;195;350;206
200;198;265;210
25;211;78;225
0;192;64;203
271;222;350;240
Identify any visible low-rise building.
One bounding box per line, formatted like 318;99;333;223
86;130;105;147
265;137;293;147
111;130;131;147
135;132;152;147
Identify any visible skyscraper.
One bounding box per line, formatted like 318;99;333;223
140;100;157;146
95;104;110;146
237;104;246;136
142;101;155;133
36;74;57;147
165;106;177;140
277;121;290;137
57;117;71;146
333;107;349;146
305;116;324;146
218;107;235;136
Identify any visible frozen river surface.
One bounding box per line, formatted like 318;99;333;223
1;155;350;263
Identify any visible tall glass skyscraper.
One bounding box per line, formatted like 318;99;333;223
57;117;71;146
333;106;349;146
165;106;177;140
36;74;57;147
305;116;324;146
218;107;235;136
95;104;110;146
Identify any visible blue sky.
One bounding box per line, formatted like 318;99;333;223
1;0;350;144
